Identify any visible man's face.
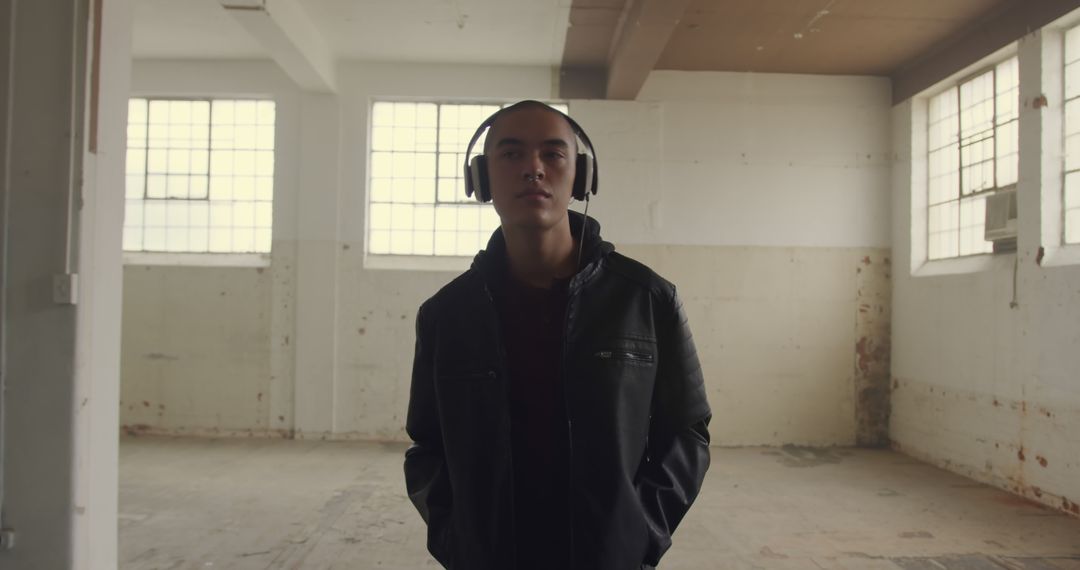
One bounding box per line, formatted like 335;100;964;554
485;107;577;232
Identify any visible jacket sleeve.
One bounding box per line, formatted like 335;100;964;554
636;288;712;567
404;303;455;568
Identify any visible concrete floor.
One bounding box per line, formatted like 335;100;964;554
119;437;1080;570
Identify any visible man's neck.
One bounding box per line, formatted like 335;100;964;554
502;219;577;289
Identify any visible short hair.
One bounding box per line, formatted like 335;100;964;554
482;101;579;155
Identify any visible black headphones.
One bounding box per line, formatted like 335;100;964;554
462;101;599;203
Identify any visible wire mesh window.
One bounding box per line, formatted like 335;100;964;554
926;57;1019;260
124;98;275;253
367;101;567;256
1065;26;1080;244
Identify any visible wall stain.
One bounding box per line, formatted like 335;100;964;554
854;251;891;448
144;352;179;361
121;424;152;437
899;531;933;539
774;446;849;468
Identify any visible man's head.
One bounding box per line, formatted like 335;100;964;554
482;102;580;232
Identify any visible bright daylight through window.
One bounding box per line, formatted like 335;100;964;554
367;101;567;257
926;57;1019;260
124;98;276;254
1065;25;1080;244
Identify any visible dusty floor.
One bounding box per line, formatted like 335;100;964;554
119;436;1080;569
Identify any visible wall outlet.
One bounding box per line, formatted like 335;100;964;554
53;273;79;305
0;529;14;550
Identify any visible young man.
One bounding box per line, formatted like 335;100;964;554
404;101;711;570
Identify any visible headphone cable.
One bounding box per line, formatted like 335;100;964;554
576;193;590;272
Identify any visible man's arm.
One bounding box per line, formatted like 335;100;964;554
636;288;712;567
404;303;454;568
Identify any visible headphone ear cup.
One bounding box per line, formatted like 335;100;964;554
468;155;490;202
573;153;592;201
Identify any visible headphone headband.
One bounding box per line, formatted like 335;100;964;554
463;100;599;202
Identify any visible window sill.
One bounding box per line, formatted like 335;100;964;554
363;254;473;272
913;252;1014;277
122;252;271;268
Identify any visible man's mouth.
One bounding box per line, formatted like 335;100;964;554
518;188;551;199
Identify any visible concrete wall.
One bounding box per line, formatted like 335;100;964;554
122;61;300;438
122;62;893;446
1;0;131;568
891;27;1080;517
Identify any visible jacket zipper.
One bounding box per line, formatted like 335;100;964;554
482;284;515;566
594;350;655;364
561;293;576;569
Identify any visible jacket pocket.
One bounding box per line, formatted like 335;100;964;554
594;350;655;366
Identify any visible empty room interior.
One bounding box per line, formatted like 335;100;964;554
3;0;1080;568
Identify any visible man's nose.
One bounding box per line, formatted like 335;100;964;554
523;152;544;180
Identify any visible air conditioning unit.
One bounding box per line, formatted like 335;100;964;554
984;188;1017;242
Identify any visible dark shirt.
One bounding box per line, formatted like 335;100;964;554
494;272;572;569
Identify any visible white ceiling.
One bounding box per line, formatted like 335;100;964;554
132;0;266;59
132;0;573;66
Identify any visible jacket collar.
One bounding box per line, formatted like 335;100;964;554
472;210;614;290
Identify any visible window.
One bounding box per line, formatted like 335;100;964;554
926;57;1019;259
1065;26;1080;244
367;101;567;257
124;98;275;253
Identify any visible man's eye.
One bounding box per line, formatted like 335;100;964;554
502;150;521;159
544;151;566;159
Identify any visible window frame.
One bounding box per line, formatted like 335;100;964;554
123;95;277;260
1063;24;1080;245
924;57;1020;261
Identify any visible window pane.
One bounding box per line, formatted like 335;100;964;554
434;230;456;255
371;178;392;203
369;230;390;253
1066;26;1080;66
1066;209;1080;244
370;204;391;230
1065;99;1080;140
1066;173;1080;244
390;230;413;254
126;174;145;199
1066;53;1080;101
1067;134;1080;173
118;99;278;253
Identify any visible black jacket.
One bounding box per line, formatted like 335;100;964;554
404;212;711;569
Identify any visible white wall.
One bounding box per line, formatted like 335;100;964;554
580;71;892;249
891;28;1080;516
121;61;894;446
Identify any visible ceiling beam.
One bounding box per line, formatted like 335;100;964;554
891;0;1079;104
605;0;693;100
220;0;336;93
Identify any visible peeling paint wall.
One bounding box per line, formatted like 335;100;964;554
854;252;892;447
891;29;1080;517
122;62;893;446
